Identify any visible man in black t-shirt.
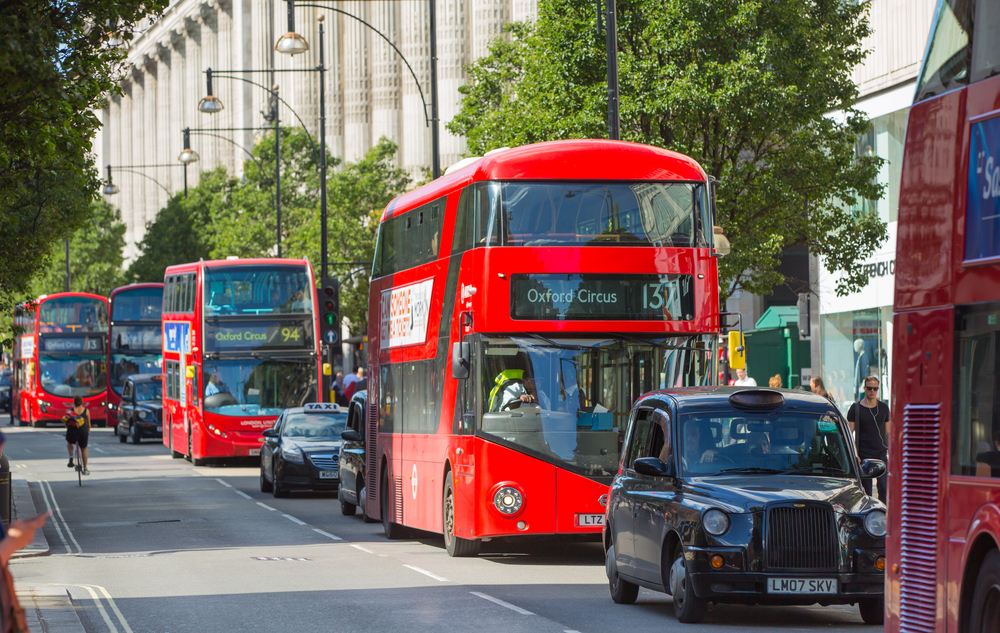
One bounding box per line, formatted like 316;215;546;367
847;376;889;502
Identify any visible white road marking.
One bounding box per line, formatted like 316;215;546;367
350;544;374;554
40;481;83;555
91;446;107;454
470;592;535;616
89;584;134;633
37;481;71;553
313;529;342;541
403;565;450;582
48;584;133;633
256;502;277;511
235;491;252;500
77;585;119;632
282;513;306;525
215;479;232;488
22;449;30;453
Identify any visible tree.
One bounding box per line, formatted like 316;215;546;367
127;167;231;283
0;0;166;339
31;200;128;297
449;0;886;301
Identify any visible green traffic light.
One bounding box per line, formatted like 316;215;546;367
324;313;337;326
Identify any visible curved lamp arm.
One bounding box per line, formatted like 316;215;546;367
188;130;265;171
111;168;173;197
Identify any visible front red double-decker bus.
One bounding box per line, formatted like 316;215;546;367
365;139;721;556
162;259;321;465
11;293;108;427
107;283;164;430
888;2;1000;631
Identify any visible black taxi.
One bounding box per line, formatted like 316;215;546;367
604;388;886;624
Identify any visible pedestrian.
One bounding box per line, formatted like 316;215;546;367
810;376;833;400
331;372;346;406
733;367;756;387
768;374;782;389
847;376;890;501
344;367;366;402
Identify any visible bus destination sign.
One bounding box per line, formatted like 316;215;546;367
206;321;310;351
510;274;695;321
38;336;105;353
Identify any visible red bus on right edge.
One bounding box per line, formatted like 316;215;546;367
364;139;723;556
889;2;1000;632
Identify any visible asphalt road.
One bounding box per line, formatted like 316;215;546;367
3;417;879;633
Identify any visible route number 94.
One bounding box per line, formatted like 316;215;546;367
280;327;301;342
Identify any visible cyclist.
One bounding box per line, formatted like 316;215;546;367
62;396;90;475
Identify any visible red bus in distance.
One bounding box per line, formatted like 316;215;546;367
161;259;322;465
888;1;1000;631
365;139;721;556
11;293;109;427
107;283;163;432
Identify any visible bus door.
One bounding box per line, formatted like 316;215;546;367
452;335;478;536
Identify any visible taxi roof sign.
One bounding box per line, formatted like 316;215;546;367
303;402;343;413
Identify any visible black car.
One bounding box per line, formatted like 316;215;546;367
0;371;10;414
604;388;887;624
260;402;347;498
339;391;375;519
116;373;164;444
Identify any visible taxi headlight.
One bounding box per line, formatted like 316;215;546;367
138;411;148;419
703;509;730;536
283;447;305;463
864;510;887;537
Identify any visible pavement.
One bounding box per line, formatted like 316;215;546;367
10;476;86;633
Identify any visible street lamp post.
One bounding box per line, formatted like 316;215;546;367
602;0;621;140
178;127;200;196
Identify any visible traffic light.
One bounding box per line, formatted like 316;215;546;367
320;276;340;346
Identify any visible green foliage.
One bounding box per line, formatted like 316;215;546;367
0;0;166;341
31;200;128;298
450;0;887;300
127;168;231;283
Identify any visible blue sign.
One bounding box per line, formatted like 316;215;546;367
324;330;339;345
968;117;1000;260
164;323;190;353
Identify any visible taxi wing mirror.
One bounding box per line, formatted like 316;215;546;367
633;457;675;478
860;459;886;479
341;429;363;442
452;342;470;380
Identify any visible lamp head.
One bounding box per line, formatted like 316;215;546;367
102;183;120;195
275;32;309;56
178;148;200;164
198;95;224;114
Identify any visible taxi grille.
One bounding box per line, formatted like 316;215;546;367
308;454;339;470
765;505;837;571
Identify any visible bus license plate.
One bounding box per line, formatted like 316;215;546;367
576;513;605;527
767;578;837;594
318;470;338;479
249;449;261;457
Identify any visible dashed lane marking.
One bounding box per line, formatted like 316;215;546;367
282;513;307;525
403;565;450;582
313;529;342;541
215;479;232;488
350;544;374;554
470;592;535;616
257;502;277;511
235;491;252;500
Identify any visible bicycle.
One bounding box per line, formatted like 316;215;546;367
73;443;82;486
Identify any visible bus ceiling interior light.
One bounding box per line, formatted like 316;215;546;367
275;1;309;56
197;68;225;114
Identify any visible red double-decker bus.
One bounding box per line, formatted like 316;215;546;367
162;259;322;465
11;293;109;427
107;283;164;432
364;139;721;555
888;2;1000;631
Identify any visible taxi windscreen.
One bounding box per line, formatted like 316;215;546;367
674;413;853;477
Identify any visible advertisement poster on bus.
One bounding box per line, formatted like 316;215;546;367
380;279;434;349
969;116;1000;260
20;336;34;359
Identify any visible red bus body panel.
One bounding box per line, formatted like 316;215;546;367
367;139;719;540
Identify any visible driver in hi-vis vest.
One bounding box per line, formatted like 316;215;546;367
489;369;549;411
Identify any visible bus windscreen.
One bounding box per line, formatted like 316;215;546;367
202;359;318;417
39;355;106;397
111;287;163;321
203;266;313;316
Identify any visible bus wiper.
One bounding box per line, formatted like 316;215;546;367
522;334;591;350
712;467;784;475
781;466;848;476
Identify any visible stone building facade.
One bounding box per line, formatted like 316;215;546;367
96;0;538;261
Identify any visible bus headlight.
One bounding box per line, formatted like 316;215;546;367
703;509;730;536
493;485;523;516
864;510;887;537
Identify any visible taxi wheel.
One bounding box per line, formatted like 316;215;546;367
339;484;356;516
607;542;639;604
670;546;707;623
970;550;1000;633
259;463;273;493
858;597;884;625
118;425;127;443
131;425;141;444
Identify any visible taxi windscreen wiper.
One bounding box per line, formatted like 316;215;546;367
781;466;849;476
712;467;784;475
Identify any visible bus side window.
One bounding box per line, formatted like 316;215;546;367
476;182;500;246
452;186;475;255
915;0;972;102
972;1;1000;83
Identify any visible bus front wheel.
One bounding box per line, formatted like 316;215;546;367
443;476;479;557
970;549;1000;633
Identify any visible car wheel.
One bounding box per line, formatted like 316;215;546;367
118;424;127;443
260;462;273;493
443;475;479;556
669;545;707;623
970;550;1000;633
131;424;141;444
272;466;288;498
339;483;357;516
607;541;639;604
381;470;408;540
858;597;884;625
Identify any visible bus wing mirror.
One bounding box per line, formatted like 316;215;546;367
452;342;470;380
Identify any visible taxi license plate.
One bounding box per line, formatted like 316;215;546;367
767;578;837;594
576;513;605;527
249;449;261;457
318;470;338;479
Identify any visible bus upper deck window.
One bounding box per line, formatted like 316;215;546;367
972;0;1000;83
915;0;972;102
